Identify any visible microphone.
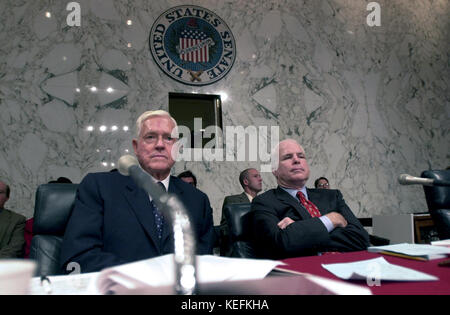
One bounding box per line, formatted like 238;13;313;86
118;155;197;295
118;155;166;200
398;174;450;187
117;154;137;176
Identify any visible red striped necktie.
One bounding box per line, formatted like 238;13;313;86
296;191;321;217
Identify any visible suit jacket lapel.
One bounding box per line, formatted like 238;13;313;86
275;186;311;220
239;192;250;203
123;177;161;253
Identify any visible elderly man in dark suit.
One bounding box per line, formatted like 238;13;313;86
219;168;262;256
250;139;369;259
60;110;214;273
0;180;26;258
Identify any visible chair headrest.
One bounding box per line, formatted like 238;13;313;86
33;183;78;235
223;203;252;239
421;170;450;210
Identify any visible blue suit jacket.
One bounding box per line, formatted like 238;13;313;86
60;171;214;273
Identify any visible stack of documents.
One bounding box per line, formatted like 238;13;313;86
30;255;284;295
368;243;450;261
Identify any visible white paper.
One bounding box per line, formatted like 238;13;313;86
89;254;284;294
29;272;98;295
322;257;438;282
368;243;450;259
305;274;372;295
431;239;450;247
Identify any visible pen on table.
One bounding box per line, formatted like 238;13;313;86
379;251;427;261
40;276;52;294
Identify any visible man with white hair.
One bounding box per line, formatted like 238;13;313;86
250;139;369;259
61;110;214;273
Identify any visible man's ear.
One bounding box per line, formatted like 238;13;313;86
132;139;138;155
272;169;277;177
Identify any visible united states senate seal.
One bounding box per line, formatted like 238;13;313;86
149;5;236;86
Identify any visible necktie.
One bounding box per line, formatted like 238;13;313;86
296;191;321;218
151;182;166;239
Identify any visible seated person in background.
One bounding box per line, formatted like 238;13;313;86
60;110;214;273
251;139;369;259
177;170;197;187
314;177;330;189
0;180;26;258
220;168;262;256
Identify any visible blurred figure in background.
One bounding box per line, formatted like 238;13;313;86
314;177;330;189
177;170;197;187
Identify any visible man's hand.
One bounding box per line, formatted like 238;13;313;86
277;217;295;229
324;212;347;228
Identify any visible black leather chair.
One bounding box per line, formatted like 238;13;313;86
222;203;255;258
357;218;390;246
29;183;78;276
422;170;450;240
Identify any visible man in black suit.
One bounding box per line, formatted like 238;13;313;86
251;139;369;259
60;110;214;273
219;168;262;256
0;180;26;258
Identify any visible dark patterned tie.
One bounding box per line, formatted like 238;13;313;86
151;182;166;239
296;191;321;218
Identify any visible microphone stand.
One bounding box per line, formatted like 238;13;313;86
126;164;197;295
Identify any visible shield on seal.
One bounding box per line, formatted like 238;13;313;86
179;20;210;63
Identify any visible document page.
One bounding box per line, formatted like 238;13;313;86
368;243;450;260
431;239;450;247
322;257;438;282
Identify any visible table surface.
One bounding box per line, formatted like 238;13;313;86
281;251;450;295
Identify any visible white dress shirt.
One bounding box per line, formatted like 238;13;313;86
148;174;170;202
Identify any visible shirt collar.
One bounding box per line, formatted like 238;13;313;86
244;192;254;203
147;174;170;201
280;186;308;200
151;174;170;192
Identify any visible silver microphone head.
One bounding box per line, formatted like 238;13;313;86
118;155;138;176
398;174;410;185
398;173;434;186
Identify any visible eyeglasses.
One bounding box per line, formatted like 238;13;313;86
142;134;177;144
317;183;329;188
